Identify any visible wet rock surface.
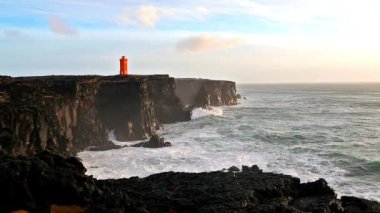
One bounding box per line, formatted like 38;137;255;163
1;151;379;213
85;141;123;151
131;135;172;148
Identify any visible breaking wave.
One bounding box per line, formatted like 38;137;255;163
191;107;223;119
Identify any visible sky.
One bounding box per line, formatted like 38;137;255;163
1;0;380;83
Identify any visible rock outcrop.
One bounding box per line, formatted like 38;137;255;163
1;151;379;212
131;135;171;148
0;75;191;155
175;78;238;108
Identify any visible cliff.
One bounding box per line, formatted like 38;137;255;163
96;75;191;141
0;75;238;155
175;78;237;108
0;76;108;156
1;151;379;212
147;77;191;123
0;75;192;155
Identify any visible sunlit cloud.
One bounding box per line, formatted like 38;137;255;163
137;5;159;28
177;34;243;52
119;5;177;28
195;6;209;15
117;4;215;28
48;16;78;36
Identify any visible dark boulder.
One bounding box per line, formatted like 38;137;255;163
85;141;122;151
341;196;380;213
228;166;240;172
299;178;336;197
0;151;94;212
131;135;171;148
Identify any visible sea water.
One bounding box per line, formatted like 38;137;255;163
78;84;380;201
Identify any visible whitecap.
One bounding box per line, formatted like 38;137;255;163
108;129;145;146
191;107;223;119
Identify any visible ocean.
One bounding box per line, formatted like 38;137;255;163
78;83;380;201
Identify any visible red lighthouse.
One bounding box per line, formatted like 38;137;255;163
119;56;128;76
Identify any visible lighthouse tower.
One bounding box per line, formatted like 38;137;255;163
119;56;128;76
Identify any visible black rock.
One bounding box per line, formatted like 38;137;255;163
131;135;171;148
242;165;262;173
85;141;122;151
299;178;335;197
0;151;379;212
341;196;380;213
228;166;240;172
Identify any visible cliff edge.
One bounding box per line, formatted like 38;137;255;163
0;75;194;155
0;75;237;155
175;78;237;108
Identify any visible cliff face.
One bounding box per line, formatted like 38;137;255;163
175;78;237;108
147;77;191;123
0;75;236;155
95;78;157;141
0;75;191;155
0;76;108;155
95;75;191;141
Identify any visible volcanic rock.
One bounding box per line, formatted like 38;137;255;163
131;135;171;148
1;151;379;212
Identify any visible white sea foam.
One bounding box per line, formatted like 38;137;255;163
108;130;145;146
191;107;223;119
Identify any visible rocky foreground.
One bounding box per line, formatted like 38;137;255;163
1;151;379;213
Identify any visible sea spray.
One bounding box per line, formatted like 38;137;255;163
191;107;223;119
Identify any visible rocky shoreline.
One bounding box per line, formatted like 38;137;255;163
1;151;379;212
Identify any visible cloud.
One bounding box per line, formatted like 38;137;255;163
48;16;78;36
119;5;177;28
177;34;243;53
195;6;209;15
137;5;160;28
